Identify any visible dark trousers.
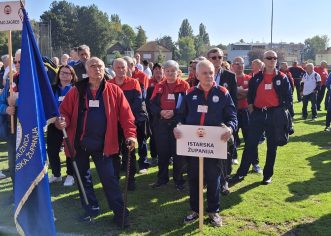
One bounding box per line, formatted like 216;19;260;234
302;92;317;119
325;90;330;110
294;78;302;102
75;147;127;218
154;119;186;185
326;95;331;127
113;128;136;183
136;121;149;169
149;127;158;160
47;124;73;177
237;109;278;179
188;157;221;213
317;85;326;110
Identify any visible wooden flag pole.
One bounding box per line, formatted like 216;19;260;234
199;156;204;231
8;30;15;134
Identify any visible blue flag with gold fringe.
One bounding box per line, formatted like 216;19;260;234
14;7;58;236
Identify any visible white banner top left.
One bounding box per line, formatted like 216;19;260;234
0;1;24;31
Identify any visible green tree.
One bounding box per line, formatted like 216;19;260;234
121;24;136;49
198;23;210;45
304;35;329;61
194;23;210;57
40;1;79;51
113;50;122;59
178;36;196;64
178;19;193;39
135;26;147;50
110;14;122;42
75;5;112;58
216;43;227;50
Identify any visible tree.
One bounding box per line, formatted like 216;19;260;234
239;39;245;43
198;23;210;45
110;14;122;41
120;24;136;49
178;19;193;39
135;26;147;50
157;35;174;51
74;5;112;58
216;43;227;50
178;36;196;64
303;35;329;61
40;1;79;51
194;23;210;57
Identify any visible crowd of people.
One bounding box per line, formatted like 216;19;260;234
0;44;330;229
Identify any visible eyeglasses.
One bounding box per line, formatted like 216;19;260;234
265;56;277;61
233;62;244;65
210;56;223;60
14;61;20;64
60;71;72;76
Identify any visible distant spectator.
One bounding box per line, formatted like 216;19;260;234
134;53;143;71
73;45;91;81
68;47;79;66
143;60;152;78
314;60;329;110
60;54;70;66
289;61;306;102
51;57;60;67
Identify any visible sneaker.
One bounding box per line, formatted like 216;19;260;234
138;168;148;174
184;211;199;224
49;175;62;184
208;213;222;227
229;174;244;184
0;171;6;179
262;177;272;185
232;159;239;165
63;175;75;186
324;127;330;132
149;158;158;166
252;164;262;174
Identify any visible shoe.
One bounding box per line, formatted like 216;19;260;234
149;158;158;166
175;184;185;191
63;175;75;186
79;208;99;222
221;181;230;196
184;211;199;224
49;175;62;184
262;177;272;185
151;181;167;189
252;164;262;174
0;171;6;179
232;159;239;165
324;127;330;132
258;139;266;144
208;213;222;227
138;168;148;174
229;174;244;184
128;181;136;191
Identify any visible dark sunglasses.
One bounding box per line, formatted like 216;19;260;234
210;56;223;60
14;60;20;64
265;56;277;60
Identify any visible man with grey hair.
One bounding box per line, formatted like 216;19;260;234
56;57;137;227
231;50;293;185
73;44;91;81
301;63;321;120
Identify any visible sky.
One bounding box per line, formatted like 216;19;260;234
23;0;331;46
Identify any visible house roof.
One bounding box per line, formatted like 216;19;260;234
107;42;132;54
136;41;171;53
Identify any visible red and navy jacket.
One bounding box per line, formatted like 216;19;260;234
288;65;305;79
150;78;189;120
108;76;147;122
280;69;294;92
132;67;149;98
185;76;199;88
146;76;164;115
248;70;293;112
177;83;237;133
59;78;136;157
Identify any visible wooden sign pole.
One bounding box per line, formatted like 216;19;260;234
8;30;15;134
199;156;204;231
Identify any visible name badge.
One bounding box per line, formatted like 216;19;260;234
82;73;88;79
265;84;272;90
89;100;99;107
168;94;175;100
58;96;64;102
197;105;208;113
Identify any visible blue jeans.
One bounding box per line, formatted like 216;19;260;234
188;157;221;213
237;109;278;179
75;147;127;218
302;92;317;119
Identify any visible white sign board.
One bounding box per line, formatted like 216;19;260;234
176;125;227;159
0;1;23;31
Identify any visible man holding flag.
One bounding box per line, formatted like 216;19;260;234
12;6;58;236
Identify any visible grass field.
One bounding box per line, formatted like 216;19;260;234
0;101;331;236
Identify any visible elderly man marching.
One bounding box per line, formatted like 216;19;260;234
231;50;293;185
174;60;237;227
56;57;136;228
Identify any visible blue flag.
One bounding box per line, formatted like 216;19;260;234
14;7;59;236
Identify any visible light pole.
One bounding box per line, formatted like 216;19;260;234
271;0;273;49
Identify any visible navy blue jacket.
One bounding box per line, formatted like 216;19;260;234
248;70;293;112
177;84;237;133
215;69;237;107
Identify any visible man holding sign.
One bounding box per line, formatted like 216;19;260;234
174;60;237;227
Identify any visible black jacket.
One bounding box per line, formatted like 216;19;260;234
215;69;237;107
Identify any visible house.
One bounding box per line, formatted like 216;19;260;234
136;41;172;63
106;42;134;64
315;47;331;65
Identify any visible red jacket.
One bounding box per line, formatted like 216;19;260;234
60;79;136;157
133;67;149;92
314;66;329;85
